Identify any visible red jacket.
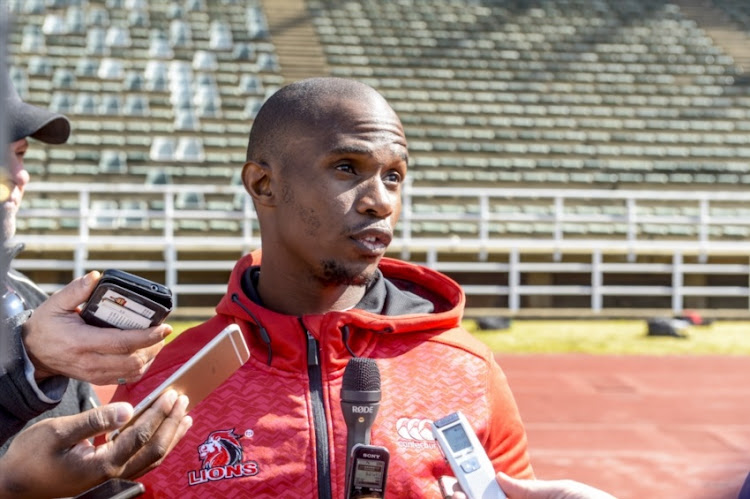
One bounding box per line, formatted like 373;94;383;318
114;251;533;497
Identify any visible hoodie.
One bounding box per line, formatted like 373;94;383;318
113;250;533;497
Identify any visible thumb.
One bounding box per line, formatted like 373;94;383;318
54;403;134;446
496;472;542;499
496;473;617;499
49;270;101;312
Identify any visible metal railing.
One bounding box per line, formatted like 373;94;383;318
12;181;750;314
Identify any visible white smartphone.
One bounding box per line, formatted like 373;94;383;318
109;323;250;440
432;411;506;499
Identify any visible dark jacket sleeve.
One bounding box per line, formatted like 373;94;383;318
0;311;69;445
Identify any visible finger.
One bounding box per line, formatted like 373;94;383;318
94;347;162;385
163;398;193;455
109;390;180;469
123;395;192;478
54;403;134;446
47;271;101;312
495;473;535;499
497;473;576;499
72;324;172;355
65;324;168;380
57;341;165;386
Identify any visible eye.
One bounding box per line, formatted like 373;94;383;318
335;163;355;174
383;170;403;184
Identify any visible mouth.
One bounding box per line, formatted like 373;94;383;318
350;227;393;256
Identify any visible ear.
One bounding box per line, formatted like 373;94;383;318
242;160;275;207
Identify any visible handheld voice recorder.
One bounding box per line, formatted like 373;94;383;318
432;411;506;499
345;444;390;499
80;269;173;329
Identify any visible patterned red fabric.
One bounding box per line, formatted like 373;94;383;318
113;251;533;497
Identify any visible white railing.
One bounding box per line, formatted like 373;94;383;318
12;181;750;315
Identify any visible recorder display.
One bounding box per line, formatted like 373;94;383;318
352;458;386;488
91;288;155;329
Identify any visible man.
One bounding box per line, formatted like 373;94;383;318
0;74;170;448
114;77;533;497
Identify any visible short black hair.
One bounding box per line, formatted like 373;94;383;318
245;77;382;164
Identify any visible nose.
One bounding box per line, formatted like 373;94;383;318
358;176;397;219
7;150;30;190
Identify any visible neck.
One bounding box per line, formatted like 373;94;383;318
257;272;366;315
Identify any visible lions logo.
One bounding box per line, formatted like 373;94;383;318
199;429;243;469
187;428;259;486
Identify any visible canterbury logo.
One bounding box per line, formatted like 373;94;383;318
396;418;435;441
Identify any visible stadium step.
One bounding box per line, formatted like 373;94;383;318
672;0;750;73
261;0;331;83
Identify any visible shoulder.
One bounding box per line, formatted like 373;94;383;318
6;270;47;307
425;325;495;362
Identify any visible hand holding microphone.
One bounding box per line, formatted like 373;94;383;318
341;358;390;499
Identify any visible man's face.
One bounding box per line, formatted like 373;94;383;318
271;96;408;288
2;139;30;240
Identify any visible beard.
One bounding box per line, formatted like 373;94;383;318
319;259;377;287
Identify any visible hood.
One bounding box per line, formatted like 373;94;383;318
217;250;464;330
213;250;465;369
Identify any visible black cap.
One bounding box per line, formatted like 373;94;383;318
4;71;70;144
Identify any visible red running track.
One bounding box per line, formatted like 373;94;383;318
497;354;750;499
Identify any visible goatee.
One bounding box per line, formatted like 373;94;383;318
320;260;376;287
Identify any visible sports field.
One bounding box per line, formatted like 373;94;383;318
466;319;750;355
172;318;750;356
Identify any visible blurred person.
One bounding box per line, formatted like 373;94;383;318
0;390;192;498
113;77;533;497
0;73;170;450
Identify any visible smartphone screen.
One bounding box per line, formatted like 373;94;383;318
109;323;250;440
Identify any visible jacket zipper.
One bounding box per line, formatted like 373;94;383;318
302;321;332;499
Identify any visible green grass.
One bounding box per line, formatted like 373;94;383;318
165;321;201;343
466;319;750;355
167;319;750;355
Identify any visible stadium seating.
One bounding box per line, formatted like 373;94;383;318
309;0;750;190
7;0;750;314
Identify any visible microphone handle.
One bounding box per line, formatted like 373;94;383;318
345;422;372;474
346;423;372;454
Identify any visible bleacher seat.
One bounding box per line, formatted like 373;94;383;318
9;0;750;265
149;138;176;161
88;200;119;230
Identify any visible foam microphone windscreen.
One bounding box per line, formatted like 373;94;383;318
342;357;381;395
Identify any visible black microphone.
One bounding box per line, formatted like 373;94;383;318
340;357;381;471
